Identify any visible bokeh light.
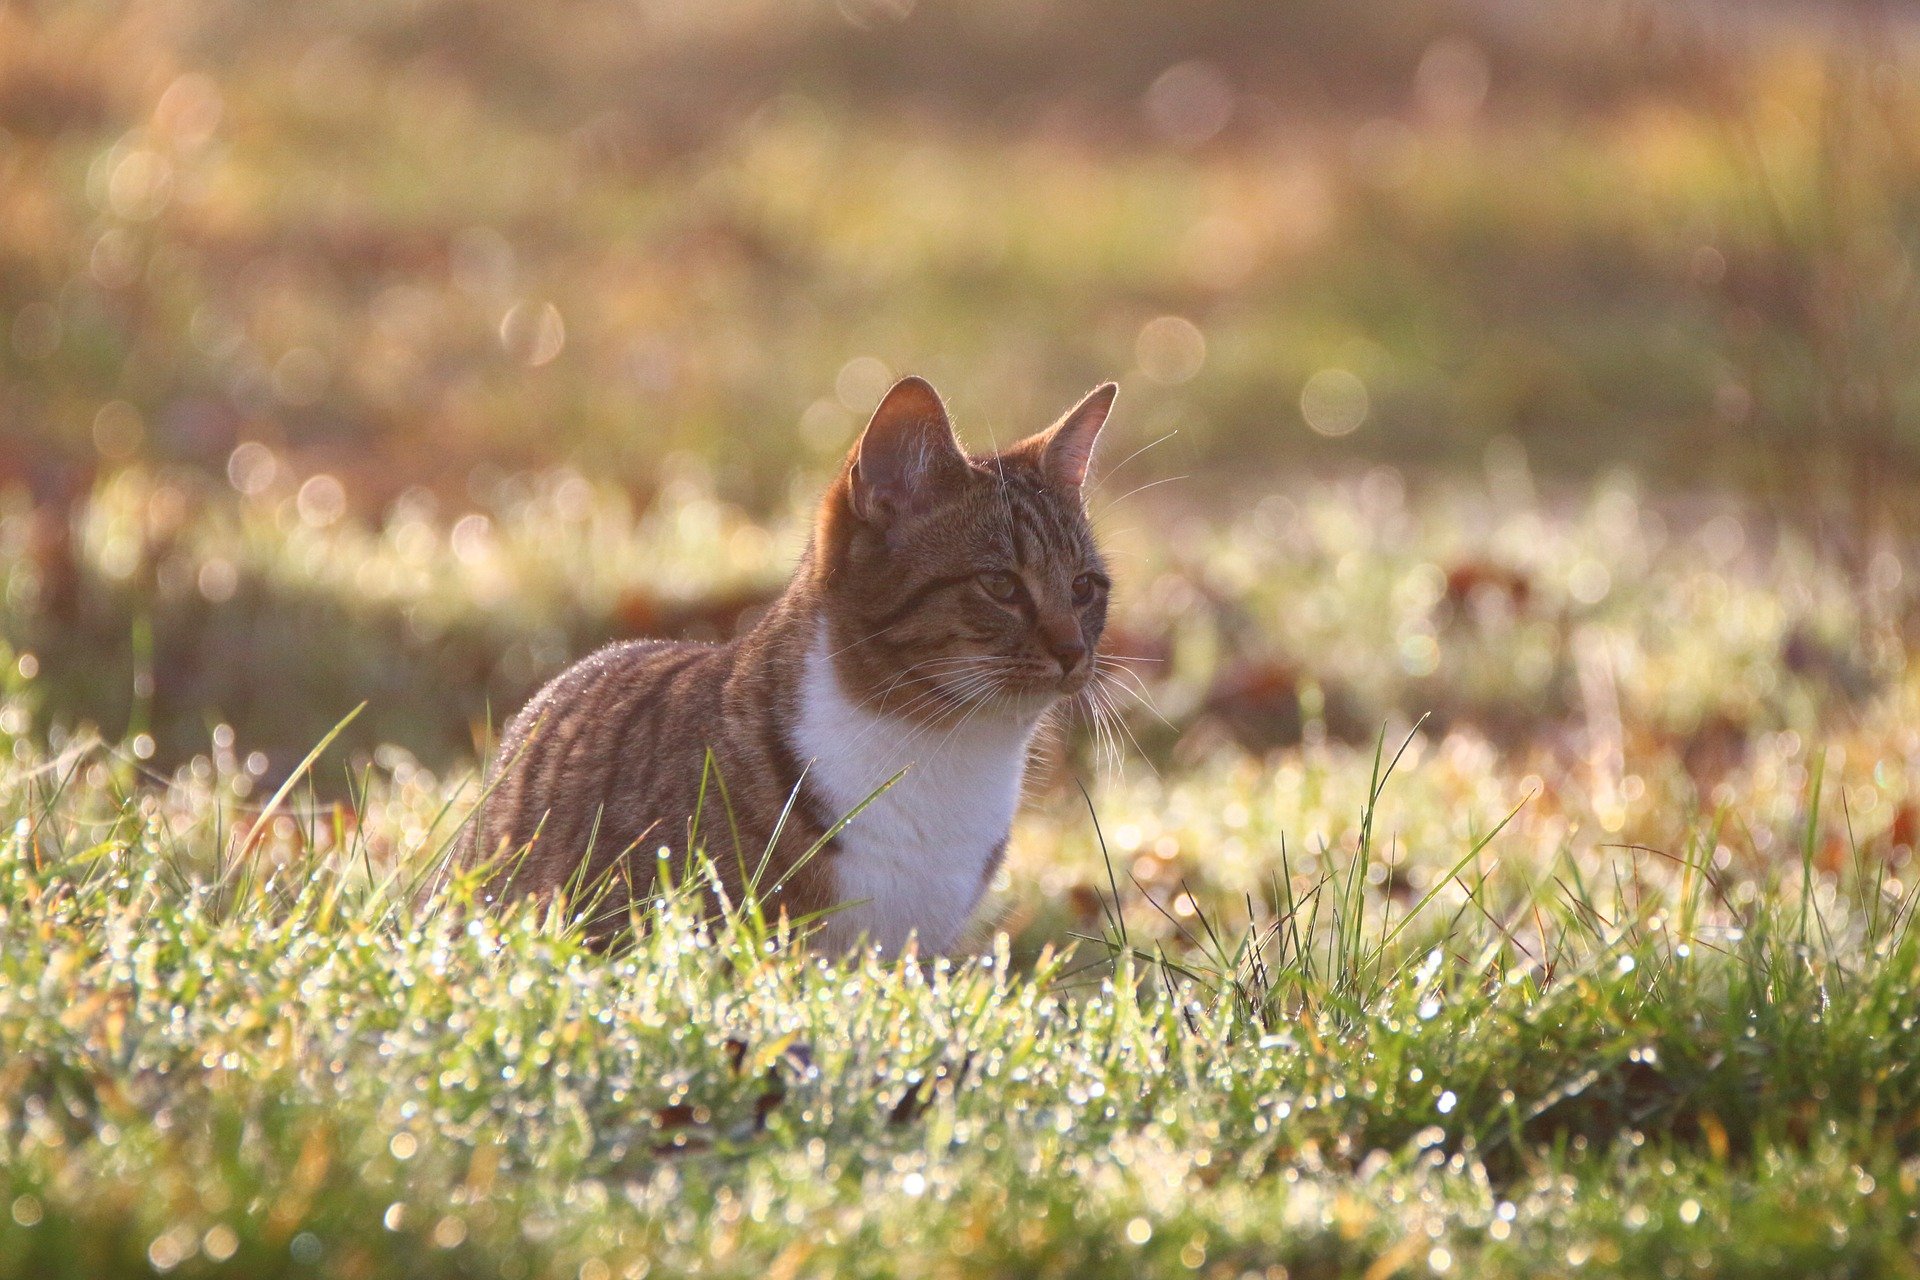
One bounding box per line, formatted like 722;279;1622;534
1300;368;1368;437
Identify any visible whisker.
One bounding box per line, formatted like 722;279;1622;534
826;620;908;661
1095;677;1162;779
1099;666;1175;731
832;663;992;759
1075;685;1119;783
1092;684;1126;781
922;670;1011;765
1092;428;1178;487
1094;473;1188;520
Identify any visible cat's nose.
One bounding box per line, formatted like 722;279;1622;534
1038;615;1087;675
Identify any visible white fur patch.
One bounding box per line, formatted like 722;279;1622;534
789;625;1038;956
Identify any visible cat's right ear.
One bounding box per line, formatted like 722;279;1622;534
849;376;964;528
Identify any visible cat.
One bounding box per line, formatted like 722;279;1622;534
461;375;1115;955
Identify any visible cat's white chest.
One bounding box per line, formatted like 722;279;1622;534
789;627;1036;956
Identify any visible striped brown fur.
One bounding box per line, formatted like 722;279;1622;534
460;375;1116;948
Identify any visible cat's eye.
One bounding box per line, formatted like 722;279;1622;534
978;571;1024;603
1072;572;1104;606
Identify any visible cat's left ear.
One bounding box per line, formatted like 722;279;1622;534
1035;382;1118;490
849;376;966;528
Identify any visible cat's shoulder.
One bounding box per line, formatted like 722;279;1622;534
515;637;723;713
565;637;725;684
576;636;708;668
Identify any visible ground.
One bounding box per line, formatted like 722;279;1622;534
5;476;1920;1278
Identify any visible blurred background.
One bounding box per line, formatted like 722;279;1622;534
4;0;1919;787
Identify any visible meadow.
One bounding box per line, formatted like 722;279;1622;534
8;1;1920;1277
9;474;1920;1277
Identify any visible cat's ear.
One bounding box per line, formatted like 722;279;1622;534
1035;382;1117;490
850;376;965;526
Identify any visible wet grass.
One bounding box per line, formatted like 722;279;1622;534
7;464;1920;1276
4;684;1920;1278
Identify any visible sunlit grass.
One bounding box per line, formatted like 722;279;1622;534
6;470;1919;1275
5;674;1920;1278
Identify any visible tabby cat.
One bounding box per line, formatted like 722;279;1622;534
462;375;1115;954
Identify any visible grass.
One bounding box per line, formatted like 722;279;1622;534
6;426;1918;1279
8;470;1920;1277
5;666;1920;1278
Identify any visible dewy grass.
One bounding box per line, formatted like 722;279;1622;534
3;701;1920;1279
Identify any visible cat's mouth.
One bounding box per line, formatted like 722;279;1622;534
902;656;1086;721
965;667;1087;716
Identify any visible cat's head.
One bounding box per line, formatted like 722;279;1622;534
814;375;1116;722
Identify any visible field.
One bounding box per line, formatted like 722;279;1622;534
9;1;1920;1277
